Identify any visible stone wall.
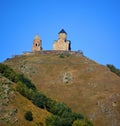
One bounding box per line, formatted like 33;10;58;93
53;40;70;51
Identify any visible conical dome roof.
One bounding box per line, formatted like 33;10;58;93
58;29;67;34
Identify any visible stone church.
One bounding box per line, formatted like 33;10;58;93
32;34;42;52
53;29;71;51
32;29;71;52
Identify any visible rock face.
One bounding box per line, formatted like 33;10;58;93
53;29;71;51
32;35;42;52
0;76;18;125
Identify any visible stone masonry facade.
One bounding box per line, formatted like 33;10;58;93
32;35;42;52
53;29;71;51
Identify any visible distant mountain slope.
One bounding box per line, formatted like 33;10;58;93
4;51;120;126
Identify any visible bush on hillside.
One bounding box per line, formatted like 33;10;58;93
0;63;36;90
59;54;65;58
18;74;36;90
0;63;18;82
46;115;72;126
107;64;120;77
24;111;33;121
72;119;93;126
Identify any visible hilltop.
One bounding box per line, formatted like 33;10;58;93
3;51;120;126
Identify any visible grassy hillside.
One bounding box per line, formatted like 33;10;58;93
4;51;120;126
0;75;50;126
0;62;92;126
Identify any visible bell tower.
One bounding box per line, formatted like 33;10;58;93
32;34;42;52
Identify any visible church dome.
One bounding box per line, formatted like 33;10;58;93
58;29;67;34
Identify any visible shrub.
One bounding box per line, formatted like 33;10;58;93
107;64;120;77
18;74;36;90
72;119;93;126
0;63;19;82
32;91;47;108
0;64;36;90
24;111;33;121
59;54;65;58
46;115;72;126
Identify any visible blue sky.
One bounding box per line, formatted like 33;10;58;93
0;0;120;68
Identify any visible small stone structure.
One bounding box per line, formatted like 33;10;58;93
32;35;42;52
53;29;71;51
